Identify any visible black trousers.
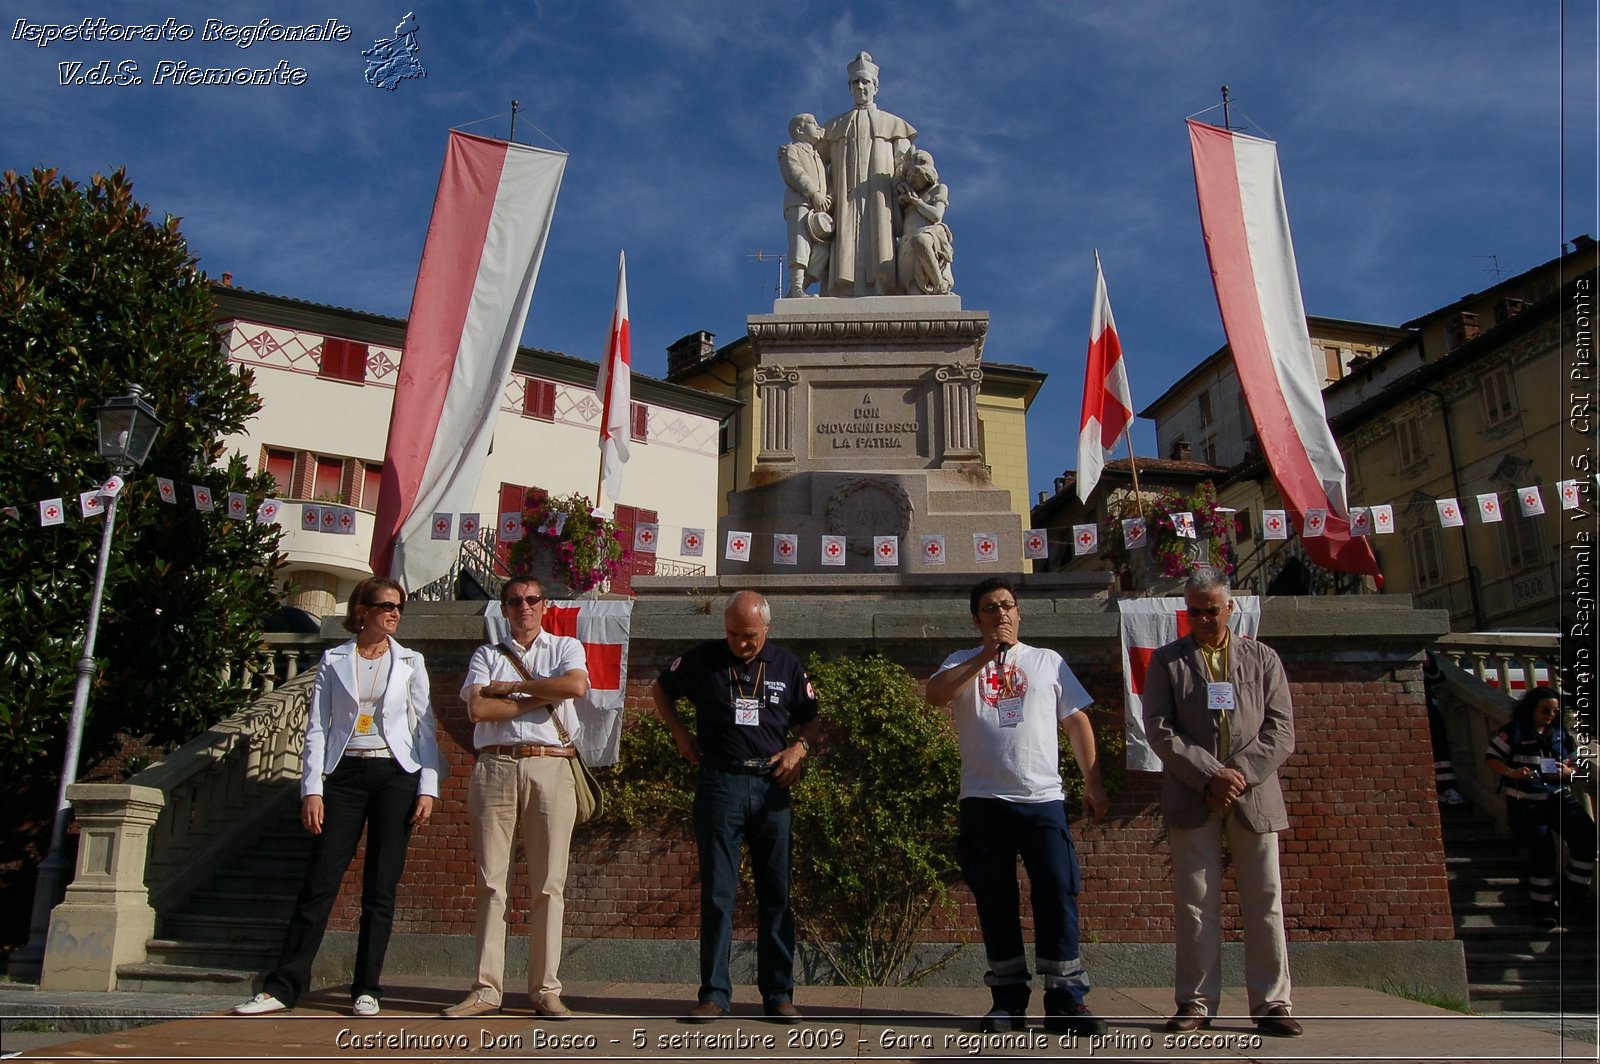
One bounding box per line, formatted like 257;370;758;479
263;757;419;1005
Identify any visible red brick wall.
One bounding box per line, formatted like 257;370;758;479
326;650;1453;945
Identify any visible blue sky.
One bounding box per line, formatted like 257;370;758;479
4;1;1594;502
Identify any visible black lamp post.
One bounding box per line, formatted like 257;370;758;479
10;386;163;979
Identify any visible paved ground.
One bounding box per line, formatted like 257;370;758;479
1;978;1596;1062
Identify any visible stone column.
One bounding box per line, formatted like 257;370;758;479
937;361;983;461
40;784;165;991
755;363;800;465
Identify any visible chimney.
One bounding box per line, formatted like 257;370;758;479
1053;476;1068;496
666;331;716;379
1493;297;1527;324
1171;440;1192;462
1445;312;1481;351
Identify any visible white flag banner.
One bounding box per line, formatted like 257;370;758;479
972;532;999;563
321;507;339;533
1123;517;1148;549
483;598;632;766
1559;479;1582;510
725;530;751;562
1349;507;1371;537
100;474;125;498
821;535;846;566
156;477;176;504
302;504;322;531
1436;498;1464;528
633;522;659;553
1371;504;1395;535
1072;523;1099;556
334;507;357;535
1517;486;1545;517
192;485;214;512
430;512;452;540
227;492;248;520
257;499;283;525
458;513;481;540
1119;595;1261;771
1303;508;1327;537
874;535;900;567
597;251;632;509
39;499;64;526
1476;493;1502;523
772;533;798;565
79;490;104;518
921;534;947;566
1262;510;1288;540
1174;511;1197;539
1023;529;1049;561
680;528;705;557
499;512;524;542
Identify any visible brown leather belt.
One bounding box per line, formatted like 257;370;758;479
480;743;577;759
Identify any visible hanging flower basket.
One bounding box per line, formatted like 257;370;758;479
508;492;631;594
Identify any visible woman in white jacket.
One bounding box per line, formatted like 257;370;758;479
235;577;442;1017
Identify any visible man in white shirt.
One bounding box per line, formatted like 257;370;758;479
926;576;1108;1036
442;576;588;1020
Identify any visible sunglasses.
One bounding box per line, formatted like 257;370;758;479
364;600;404;614
504;594;546;609
1186;606;1225;618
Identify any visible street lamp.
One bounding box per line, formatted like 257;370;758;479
10;385;163;980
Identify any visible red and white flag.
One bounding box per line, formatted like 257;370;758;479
1119;596;1260;770
1436;498;1464;528
1189;120;1378;579
370;131;566;589
79;490;104;518
1559;479;1582;510
1371;504;1394;534
499;512;524;542
821;535;846;566
725;530;751;563
633;522;658;553
1476;493;1502;523
156;478;176;504
227;492;248;520
772;533;798;565
681;528;705;557
1350;507;1372;537
597;251;632;508
430;512;452;540
39;499;64;526
1123;517;1148;549
192;485;213;512
1072;524;1099;556
1262;509;1288;540
257;499;282;525
1023;529;1048;561
1517;486;1545;517
921;534;947;565
874;535;900;567
1077;251;1134;502
458;513;480;540
302;504;322;531
972;532;999;563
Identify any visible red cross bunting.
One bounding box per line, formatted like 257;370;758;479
826;542;841;556
926;541;941;556
1028;535;1043;550
685;534;700;549
1267;516;1282;531
435;518;448;533
45;505;59;520
340;512;354;529
878;541;895;557
778;540;793;555
1078;532;1093;546
640;529;654;544
978;539;993;554
1484;499;1497;513
733;538;747;552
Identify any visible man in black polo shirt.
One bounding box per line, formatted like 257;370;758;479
652;590;820;1023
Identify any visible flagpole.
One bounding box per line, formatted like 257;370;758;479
1122;425;1144;518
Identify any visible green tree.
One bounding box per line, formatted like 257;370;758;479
0;167;283;781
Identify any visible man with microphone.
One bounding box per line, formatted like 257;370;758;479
926;576;1109;1036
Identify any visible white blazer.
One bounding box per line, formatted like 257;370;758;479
301;637;442;799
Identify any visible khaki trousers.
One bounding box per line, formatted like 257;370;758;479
1169;809;1292;1018
468;752;577;1002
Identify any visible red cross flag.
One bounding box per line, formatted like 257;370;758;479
257;499;282;525
874;535;900;567
1517;486;1545;517
1072;523;1099;556
773;533;798;565
431;512;452;540
680;527;705;557
336;507;357;535
1023;529;1048;561
228;492;248;519
1476;493;1502;524
1303;508;1327;537
1559;479;1582;510
1349;507;1371;536
156;477;176;504
1262;509;1288;540
921;534;947;565
499;511;524;542
302;504;322;530
1077;251;1135;503
1435;498;1463;528
79;490;105;518
458;513;480;539
972;532;998;563
821;535;846;566
633;523;659;553
39;498;64;526
725;530;751;562
1123;517;1148;549
1371;504;1394;534
100;475;125;498
1119;596;1261;770
321;507;338;532
193;485;214;512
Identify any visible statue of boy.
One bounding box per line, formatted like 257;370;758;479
779;113;833;298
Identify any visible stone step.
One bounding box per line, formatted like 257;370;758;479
182;889;298;920
157;912;288;946
1467;958;1597;982
1467;981;1600;1014
143;937;278;970
116;962;261;997
209;868;305;895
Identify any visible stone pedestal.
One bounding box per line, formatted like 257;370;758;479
721;297;1023;574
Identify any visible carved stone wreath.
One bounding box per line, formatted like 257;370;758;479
824;477;913;558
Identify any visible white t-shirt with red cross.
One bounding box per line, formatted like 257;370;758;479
934;640;1093;803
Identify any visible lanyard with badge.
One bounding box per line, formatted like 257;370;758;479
731;660;766;727
993;648;1024;728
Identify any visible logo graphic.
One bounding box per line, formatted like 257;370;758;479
363;12;425;90
980;661;1029;709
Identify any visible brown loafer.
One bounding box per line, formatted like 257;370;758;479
764;1000;800;1023
685;1000;726;1023
533;992;572;1019
442;990;501;1019
1166;1003;1211;1033
1255;1004;1303;1038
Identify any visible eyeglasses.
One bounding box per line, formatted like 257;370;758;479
978;601;1018;614
504;594;546;609
364;601;404;614
1185;606;1225;618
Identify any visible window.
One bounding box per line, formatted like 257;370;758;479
630;401;649;443
318;337;369;383
523;378;556;421
1481;366;1517;427
1502;508;1543;572
1200;436;1217;466
263;448;295;496
1197;390;1213;429
1409;526;1443;591
718;415;735;455
1396;416;1426;468
312;456;345;502
1323;345;1343;382
360;463;383;511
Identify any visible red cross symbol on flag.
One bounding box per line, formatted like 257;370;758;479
1524;493;1536;507
1443;506;1455;518
230;498;245;516
160;483;174;500
978;539;993;555
196;491;210;506
1307;515;1324;530
1565;485;1578;501
435;518;448;533
462;517;478;534
926;541;941;557
303;510;317;528
778;540;792;555
46;505;59;520
1377;511;1390;527
733;538;747;552
340;512;353;530
878;541;895;557
826;542;841;557
1267;516;1282;532
1078;531;1092;547
1028;535;1042;551
685;534;700;549
1484;500;1496;513
640;529;654;545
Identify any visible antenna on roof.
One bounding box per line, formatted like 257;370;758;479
749;248;786;299
510;99;518;142
1473;254;1504;285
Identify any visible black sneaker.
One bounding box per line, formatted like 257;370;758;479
1044;1002;1107;1036
980;1008;1025;1033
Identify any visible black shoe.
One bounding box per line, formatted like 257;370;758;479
980;1007;1025;1033
1255;1004;1304;1038
1044;1001;1107;1036
1166;1003;1211;1033
764;1000;800;1024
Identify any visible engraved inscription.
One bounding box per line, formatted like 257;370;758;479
811;387;921;454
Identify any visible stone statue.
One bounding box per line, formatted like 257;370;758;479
821;52;916;296
779;113;833;298
895;148;954;295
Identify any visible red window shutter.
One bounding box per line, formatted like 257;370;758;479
263;448;295;496
630;402;649;442
629;507;658;581
496;482;528;572
610;505;637;595
524;378;555;420
319;337;369;383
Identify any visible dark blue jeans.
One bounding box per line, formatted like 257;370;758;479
957;797;1089;1004
265;757;419;1006
692;766;794;1008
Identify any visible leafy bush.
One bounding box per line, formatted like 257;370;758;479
0;168;282;781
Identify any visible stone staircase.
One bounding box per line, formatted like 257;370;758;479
1441;801;1598;1014
116;793;306;995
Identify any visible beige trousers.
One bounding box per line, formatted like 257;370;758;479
468;752;577;1002
1169;809;1292;1017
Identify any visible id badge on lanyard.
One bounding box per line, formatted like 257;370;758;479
1206;682;1235;712
734;696;762;727
997;696;1024;728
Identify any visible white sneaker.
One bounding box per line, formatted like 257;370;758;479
1439;788;1466;806
233;993;286;1015
352;994;380;1016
